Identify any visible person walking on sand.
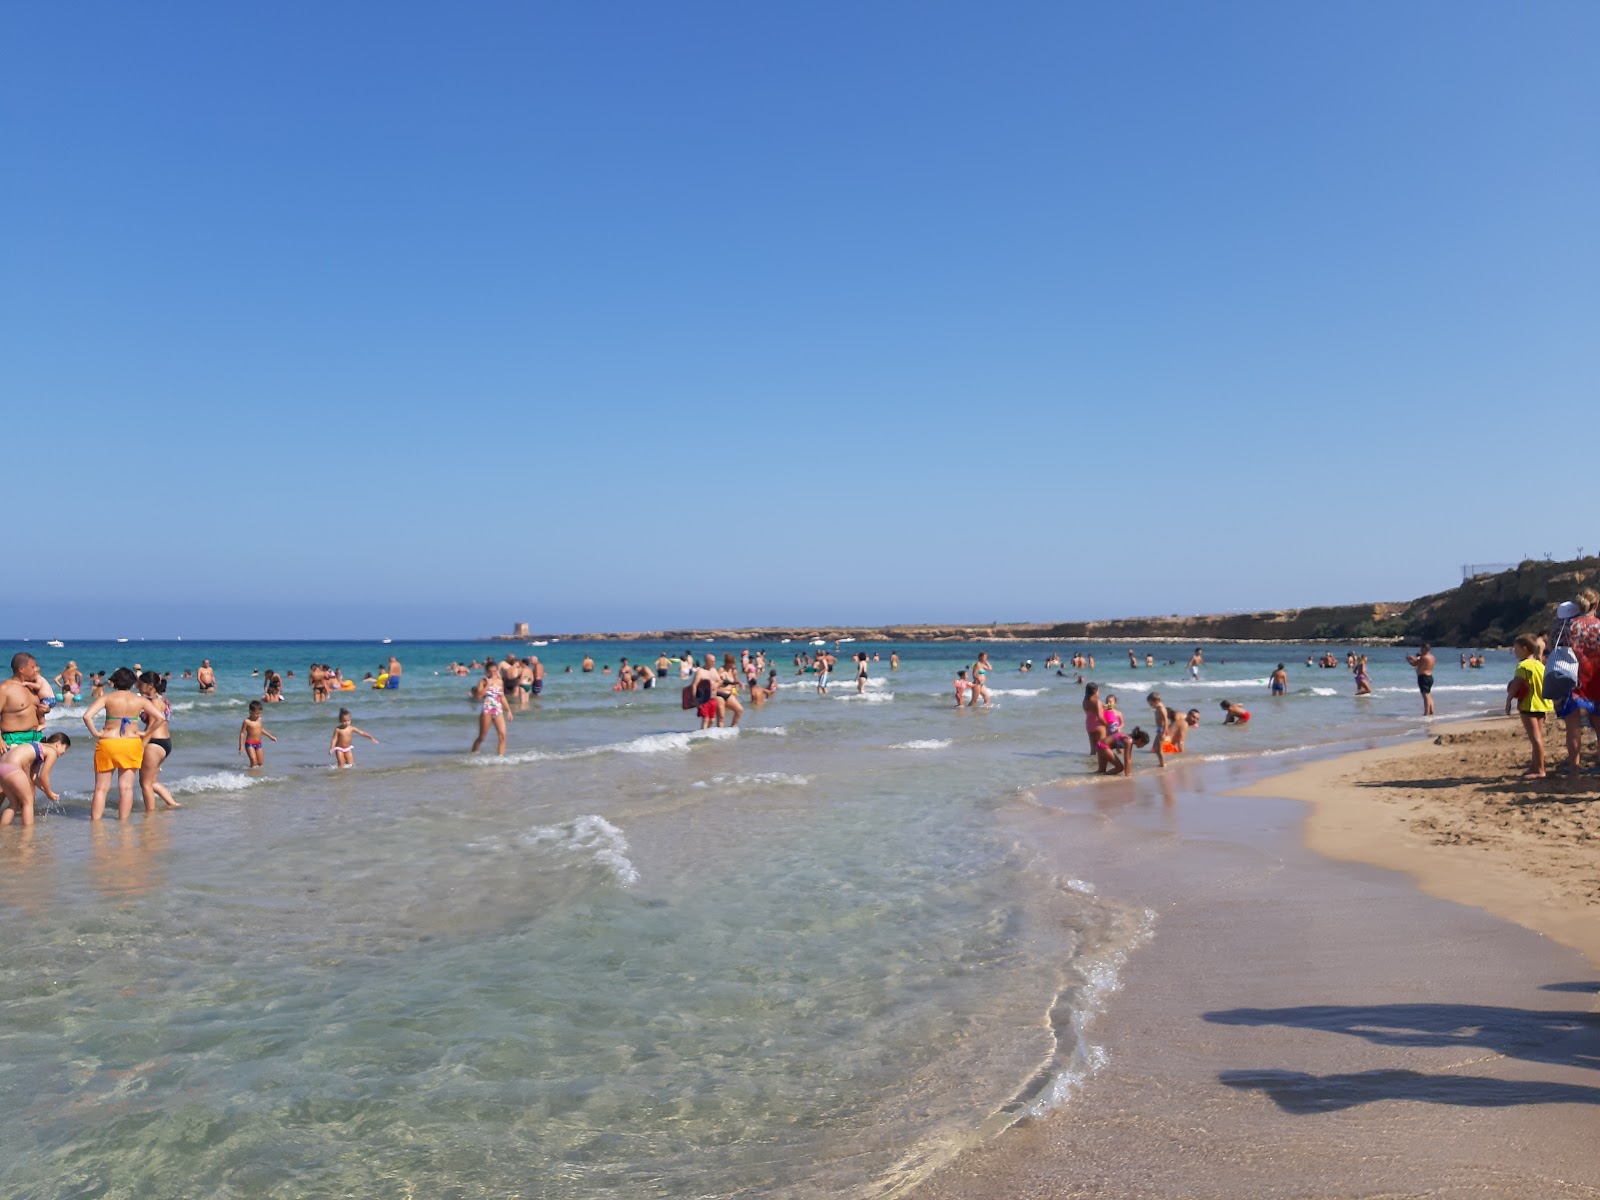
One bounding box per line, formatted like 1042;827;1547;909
1506;634;1554;778
1553;589;1600;774
1407;643;1437;716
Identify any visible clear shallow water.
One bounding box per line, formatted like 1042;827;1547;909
1;638;1508;1198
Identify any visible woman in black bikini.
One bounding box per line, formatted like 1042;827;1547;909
138;672;181;812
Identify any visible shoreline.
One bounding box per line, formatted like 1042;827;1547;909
1235;717;1600;967
909;738;1600;1199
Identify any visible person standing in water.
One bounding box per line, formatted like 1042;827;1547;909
1269;664;1287;696
387;654;402;689
84;667;164;820
1407;643;1437;716
1187;648;1204;680
330;708;379;767
470;661;510;755
0;732;70;827
855;652;870;695
137;671;181;811
197;660;216;693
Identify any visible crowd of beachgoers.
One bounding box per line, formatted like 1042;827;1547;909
4;585;1598;826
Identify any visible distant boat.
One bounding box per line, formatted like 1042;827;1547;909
382;638;392;644
809;639;827;646
529;640;548;647
837;637;856;643
47;639;64;648
780;638;792;644
116;638;129;643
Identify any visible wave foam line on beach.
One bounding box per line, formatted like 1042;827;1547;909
169;771;280;794
691;772;811;788
464;727;740;766
518;814;639;887
888;739;953;750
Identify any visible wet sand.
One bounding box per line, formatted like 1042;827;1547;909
1239;716;1600;966
910;748;1600;1200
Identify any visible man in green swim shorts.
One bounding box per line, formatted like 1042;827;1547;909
2;652;53;747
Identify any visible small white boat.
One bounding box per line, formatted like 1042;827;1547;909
809;639;827;646
837;637;856;643
382;638;393;644
529;640;548;647
116;638;129;643
780;638;792;644
47;639;64;649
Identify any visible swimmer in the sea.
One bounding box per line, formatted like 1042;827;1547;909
1269;664;1287;696
1220;700;1250;725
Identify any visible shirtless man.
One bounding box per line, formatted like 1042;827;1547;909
690;654;721;730
1;653;53;748
581;655;595;673
528;656;546;697
1406;643;1437;716
1187;648;1204;680
197;659;216;693
387;654;402;688
655;653;671;679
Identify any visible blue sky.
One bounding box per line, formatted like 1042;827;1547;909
4;2;1596;638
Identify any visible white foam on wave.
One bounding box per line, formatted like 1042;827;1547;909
693;772;811;788
748;725;787;736
1089;676;1276;694
1308;687;1340;697
834;691;894;703
520;815;639;887
465;726;739;767
1024;901;1157;1120
888;739;952;750
1377;683;1503;694
169;772;277;795
44;705;85;723
988;688;1045;697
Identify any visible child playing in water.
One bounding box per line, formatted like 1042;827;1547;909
1220;700;1251;725
329;708;379;768
239;701;277;768
1505;634;1554;778
954;670;971;707
0;732;70;827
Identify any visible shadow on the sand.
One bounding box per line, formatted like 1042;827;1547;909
1356;775;1502;791
1219;1068;1600;1112
1203;999;1600;1073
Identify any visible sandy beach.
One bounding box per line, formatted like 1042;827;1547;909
911;732;1600;1200
1240;717;1600;967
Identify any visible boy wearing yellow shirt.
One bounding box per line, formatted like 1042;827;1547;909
1506;634;1554;778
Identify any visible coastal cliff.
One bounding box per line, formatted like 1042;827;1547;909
494;558;1600;647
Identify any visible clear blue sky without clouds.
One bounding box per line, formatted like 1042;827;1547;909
4;2;1596;638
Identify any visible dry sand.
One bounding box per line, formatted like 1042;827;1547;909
908;738;1600;1200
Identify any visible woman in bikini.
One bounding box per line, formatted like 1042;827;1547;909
471;661;510;755
969;652;993;708
1082;682;1106;754
138;672;181;812
0;732;71;827
855;652;870;695
716;654;744;728
82;667;164;821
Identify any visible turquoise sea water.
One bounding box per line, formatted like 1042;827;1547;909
0;638;1509;1198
